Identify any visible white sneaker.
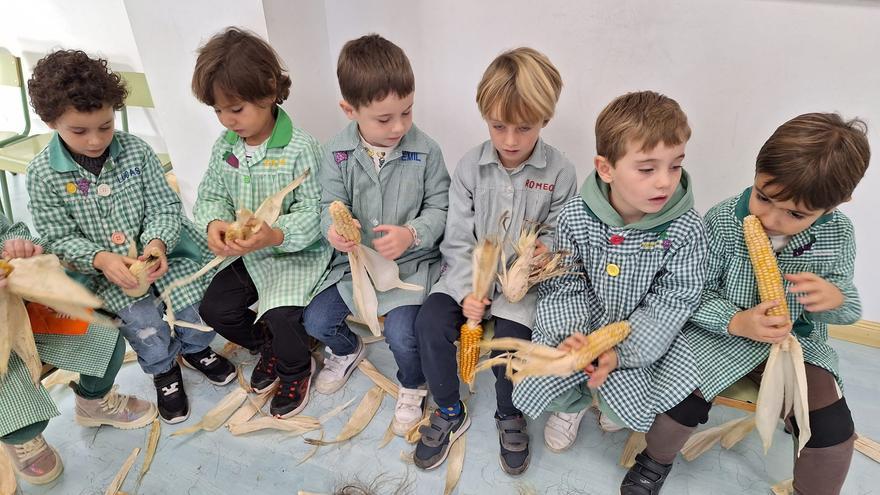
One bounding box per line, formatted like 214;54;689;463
391;386;428;436
598;410;624;432
314;337;365;395
544;409;587;452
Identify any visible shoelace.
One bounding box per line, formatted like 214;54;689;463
14;436;47;462
99;385;129;415
322;352;347;376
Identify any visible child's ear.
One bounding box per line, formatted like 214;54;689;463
594;155;614;183
339;100;356;120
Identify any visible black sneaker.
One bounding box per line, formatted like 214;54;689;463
181;347;236;385
620;451;673;495
495;412;530;475
414;402;471;471
251;341;279;393
153;364;189;424
270;358;315;418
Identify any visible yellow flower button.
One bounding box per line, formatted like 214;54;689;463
606;263;620;277
65;182;77;194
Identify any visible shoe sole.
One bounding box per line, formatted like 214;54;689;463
544;410;587;453
274;358;316;419
75;404;158;430
159;408;191;425
180;357;237;386
15;446;63;485
314;338;366;395
252;377;280;394
418;414;472;471
391;393;428;437
499;453;530;476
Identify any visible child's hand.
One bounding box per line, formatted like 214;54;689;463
94;251;139;290
533;239;548;257
585;349;618;389
461;294;490;321
728;300;792;344
372;224;413;260
2;238;43;259
557;332;590;353
328;222;360;253
784;272;845;313
207;221;233;256
141;239;168;283
229;221;283;254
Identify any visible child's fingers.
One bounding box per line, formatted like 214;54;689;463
755;300;782;314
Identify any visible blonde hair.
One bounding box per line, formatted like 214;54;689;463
595;91;691;165
476;47;562;124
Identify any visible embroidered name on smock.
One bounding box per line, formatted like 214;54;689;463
401;151;421;162
525;179;555;191
115;167;141;184
264;159;286;167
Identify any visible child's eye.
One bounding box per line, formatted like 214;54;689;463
377;118;390;124
789;211;804;219
638;168;653;174
518;126;532;132
72;130;86;135
493;124;505;130
756;193;770;202
671;164;683;171
231;107;243;113
402;110;412;116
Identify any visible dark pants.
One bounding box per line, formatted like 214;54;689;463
416;292;531;416
200;258;311;381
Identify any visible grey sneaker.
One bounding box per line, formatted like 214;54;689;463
313;337;365;395
74;385;157;429
414;402;471;471
2;434;63;485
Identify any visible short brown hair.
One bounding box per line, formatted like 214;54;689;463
192;27;291;105
756;113;870;211
27;50;127;123
595;91;691;165
476;47;562;124
337;34;414;109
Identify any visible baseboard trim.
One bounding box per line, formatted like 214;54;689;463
829;320;880;348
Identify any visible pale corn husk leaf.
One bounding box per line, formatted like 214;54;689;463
400;450;415;465
304;386;384;446
136;419;161;484
619;431;647;468
379;419;395;448
226;384;277;428
0;291;40;383
0;445;16;495
770;479;794;495
41;368;79;388
362;335;385;345
224;208;258;244
318;397;357;423
170;387;249;436
235;367;253;394
359;245;422;293
298;430;324;465
104;447;140;495
755;335;811;455
7;255;103;309
123;247;162;298
681;419;744;461
498;223;540;303
720;414;757;449
219;341;242;358
349;249;381;336
358;359;399;397
443;431;466;495
855;434;880;463
228;415;321;436
123;350;137;363
405;407;432;444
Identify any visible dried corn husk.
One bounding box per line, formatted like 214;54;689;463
475;321;631;384
358;359;399;397
0;446;16;495
498;223;541;303
170;386;249;436
123;350;137;363
41;368;79;388
855;434;880;463
362;335;385;345
405;407;432;444
136;419;161;485
755;335;810;455
299;430;324;464
680;415;754;461
226;384;277;428
720;414;756;449
228;415;321;436
458;236;502;384
224;208;259;244
304;386;385;446
771;479;794;495
159;171;311;327
104;447;140;495
619;431;647;468
2;255;111;384
443;431;466;495
123;243;162;298
379;420;395;448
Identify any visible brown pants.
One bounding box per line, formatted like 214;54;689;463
644;362;855;495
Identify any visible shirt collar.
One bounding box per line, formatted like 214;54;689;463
477;138;548;170
48;132;122;173
333;121;429;154
222;106;293;149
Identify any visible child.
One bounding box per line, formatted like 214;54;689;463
192;28;331;418
1;216;156;486
624;113;870;495
413;47;576;475
26;50;234;425
302;34;450;435
511;91;708;468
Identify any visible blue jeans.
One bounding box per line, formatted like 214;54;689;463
303;286;425;389
116;293;216;375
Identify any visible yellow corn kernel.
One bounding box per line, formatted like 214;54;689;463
572;321;632;369
458;323;483;385
0;260;13;277
329;201;361;244
743;215;789;318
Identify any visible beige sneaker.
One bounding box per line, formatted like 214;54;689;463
598;410;624;432
543;409;587;452
2;435;63;485
74;385;157;429
391;386;427;436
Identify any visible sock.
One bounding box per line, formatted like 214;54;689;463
439;401;462;418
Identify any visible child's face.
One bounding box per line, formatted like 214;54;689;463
341;92;414;148
48;105;115;158
595;140;686;224
748;173;828;236
485;117;545;169
212;87;276;145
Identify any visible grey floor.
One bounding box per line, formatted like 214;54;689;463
4;172;879;495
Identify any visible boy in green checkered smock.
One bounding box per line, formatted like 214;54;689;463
25;50;235;426
1;216;156;486
510;92;709;482
621;113;870;495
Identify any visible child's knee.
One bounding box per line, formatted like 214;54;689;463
665;391;712;427
792;398;855;448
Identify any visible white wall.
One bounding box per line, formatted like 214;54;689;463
4;0;880;319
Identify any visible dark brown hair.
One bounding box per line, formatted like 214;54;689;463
192;27;291;105
595;91;691;165
756;112;870;211
337;34;414;109
27;50;127;123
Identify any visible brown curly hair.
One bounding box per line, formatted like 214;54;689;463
192;27;291;106
27;50;127;123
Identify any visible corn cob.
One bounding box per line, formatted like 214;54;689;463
475;321;632;384
224;208;259;244
329;201;361;244
458;237;502;385
743;215;789;318
0;259;13;277
123;247;162;298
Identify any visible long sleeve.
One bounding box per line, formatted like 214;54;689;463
807;223;861;325
688;208;741;335
193;138;235;231
436;163;478;304
139;145;182;251
274;141;324;253
405;146;450;250
319;145;356;244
